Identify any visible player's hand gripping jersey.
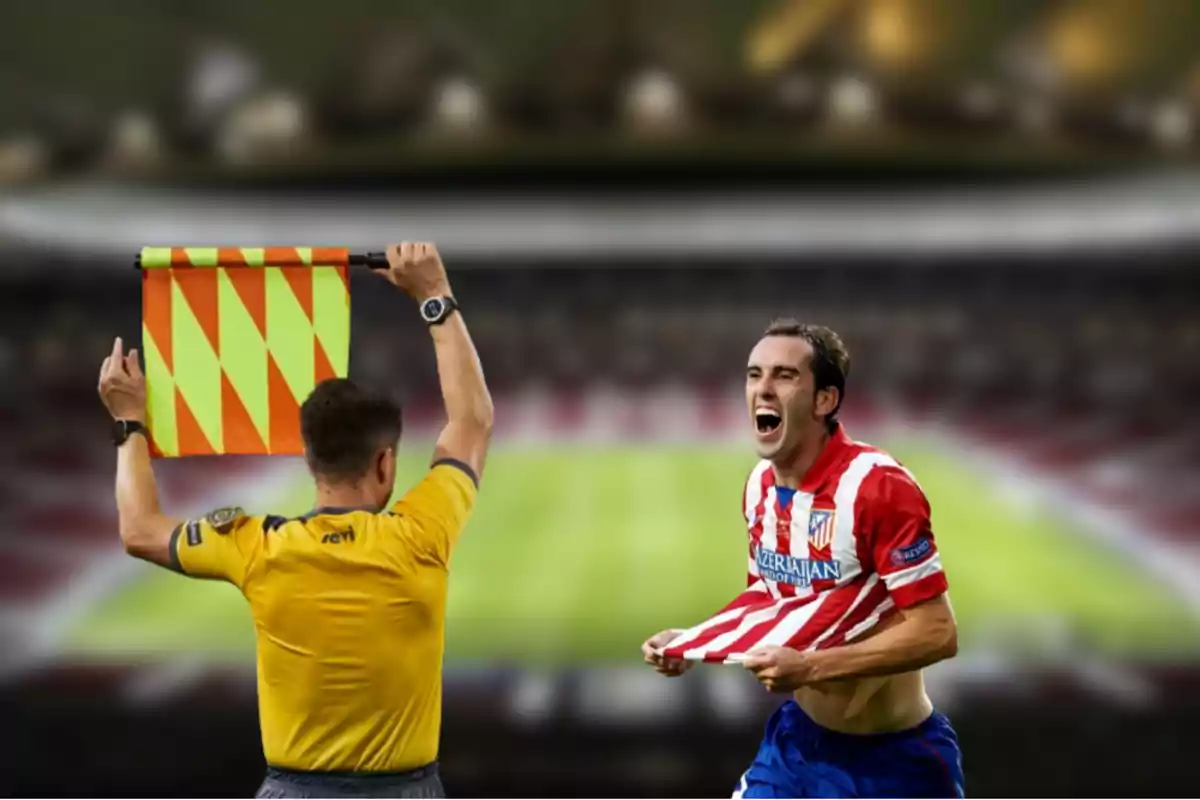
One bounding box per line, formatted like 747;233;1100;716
661;426;948;663
169;460;477;773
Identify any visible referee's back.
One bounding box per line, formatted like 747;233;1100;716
109;243;493;799
172;458;478;773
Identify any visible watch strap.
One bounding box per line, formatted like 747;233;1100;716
113;419;147;446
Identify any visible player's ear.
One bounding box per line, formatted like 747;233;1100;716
815;386;839;418
375;446;394;484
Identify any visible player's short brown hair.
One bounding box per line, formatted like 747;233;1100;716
300;378;403;483
762;319;851;432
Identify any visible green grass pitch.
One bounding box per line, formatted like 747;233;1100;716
66;441;1200;664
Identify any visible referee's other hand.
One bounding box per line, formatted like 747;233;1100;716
98;336;146;422
380;241;452;300
642;628;692;677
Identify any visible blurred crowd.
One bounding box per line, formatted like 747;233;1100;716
10;255;1198;420
5;253;1197;535
1;0;1199;184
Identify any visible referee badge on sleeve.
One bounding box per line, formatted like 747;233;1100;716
205;506;245;534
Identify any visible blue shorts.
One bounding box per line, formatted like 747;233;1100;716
734;701;965;798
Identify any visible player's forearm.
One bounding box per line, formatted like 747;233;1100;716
429;313;493;433
115;434;172;549
806;611;957;682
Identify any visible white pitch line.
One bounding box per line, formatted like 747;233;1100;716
912;419;1200;618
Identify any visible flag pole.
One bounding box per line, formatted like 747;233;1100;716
132;249;389;270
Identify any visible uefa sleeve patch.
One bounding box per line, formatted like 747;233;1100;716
890;537;932;567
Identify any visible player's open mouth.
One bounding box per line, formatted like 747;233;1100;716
755;409;782;437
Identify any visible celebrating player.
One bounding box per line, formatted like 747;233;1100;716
99;242;492;799
641;320;964;798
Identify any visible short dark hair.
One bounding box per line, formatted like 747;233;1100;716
300;378;403;483
763;319;851;431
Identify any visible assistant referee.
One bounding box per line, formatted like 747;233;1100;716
98;242;494;799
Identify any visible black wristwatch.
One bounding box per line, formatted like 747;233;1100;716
111;418;147;446
419;295;459;326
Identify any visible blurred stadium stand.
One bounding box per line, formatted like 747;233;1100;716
2;1;1199;797
1;246;1198;796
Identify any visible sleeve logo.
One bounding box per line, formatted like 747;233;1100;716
890;537;932;567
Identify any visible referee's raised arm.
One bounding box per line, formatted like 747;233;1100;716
379;241;494;485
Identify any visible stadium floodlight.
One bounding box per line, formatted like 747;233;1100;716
430;75;488;134
215;91;310;166
1152;101;1192;149
827;74;879;126
106;110;163;170
182;41;262;137
622;69;689;134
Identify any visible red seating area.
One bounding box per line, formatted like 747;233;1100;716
0;256;1195;667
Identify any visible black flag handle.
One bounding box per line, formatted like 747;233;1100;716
349;252;390;270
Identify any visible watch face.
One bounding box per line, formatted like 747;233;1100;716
422;298;444;320
111;420;127;444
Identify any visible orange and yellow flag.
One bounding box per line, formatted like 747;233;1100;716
139;247;351;457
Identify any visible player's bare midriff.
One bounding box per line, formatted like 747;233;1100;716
793;612;934;735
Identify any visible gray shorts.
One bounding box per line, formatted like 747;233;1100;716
255;762;445;799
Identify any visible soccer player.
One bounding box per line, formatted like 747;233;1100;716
641;320;964;798
98;242;492;799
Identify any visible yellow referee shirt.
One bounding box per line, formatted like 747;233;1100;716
168;460;478;773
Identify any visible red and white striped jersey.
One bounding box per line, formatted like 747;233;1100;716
661;424;948;663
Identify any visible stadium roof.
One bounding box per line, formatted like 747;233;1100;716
3;171;1200;265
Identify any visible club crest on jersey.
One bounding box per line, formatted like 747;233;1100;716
807;509;836;550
